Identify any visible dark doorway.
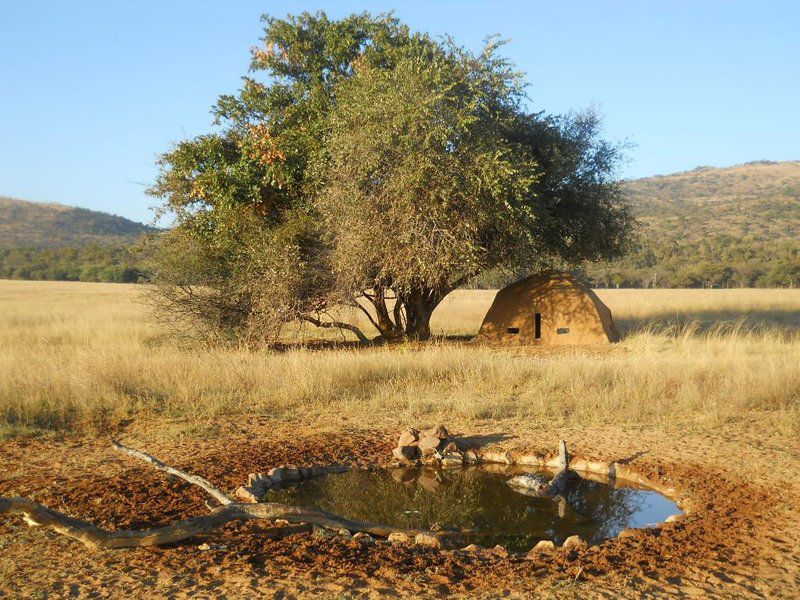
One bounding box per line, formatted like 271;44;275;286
534;313;542;339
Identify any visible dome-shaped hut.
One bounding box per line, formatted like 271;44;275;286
475;271;619;345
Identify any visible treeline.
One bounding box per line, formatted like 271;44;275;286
0;245;144;283
4;239;798;288
583;239;800;288
468;238;800;289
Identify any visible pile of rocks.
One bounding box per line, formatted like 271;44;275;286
391;425;478;467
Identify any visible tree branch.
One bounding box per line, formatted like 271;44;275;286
299;315;369;343
354;296;383;333
0;496;452;549
112;440;233;506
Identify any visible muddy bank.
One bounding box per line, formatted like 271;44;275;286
1;423;798;598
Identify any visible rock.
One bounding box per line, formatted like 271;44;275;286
198;543;211;551
244;473;272;496
398;428;419;447
309;465;326;477
414;533;441;548
422;424;450;440
234;486;260;503
562;535;587;550
463;450;480;464
516;454;544;467
490;544;509;557
665;514;682;523
274;519;290;526
528;540;556;554
387;532;411;544
441;441;459;454
267;467;284;483
393;446;419;462
312;526;335;539
282;465;301;481
441;453;464;467
337;529;351;537
417;435;442;456
420;454;441;467
617;528;638;538
353;532;374;543
402;445;420;460
482;450;513;464
461;543;482;552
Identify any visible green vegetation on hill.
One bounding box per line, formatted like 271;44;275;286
0;197;152;282
586;160;800;288
469;161;800;289
0;197;154;248
0;245;142;282
2;160;800;288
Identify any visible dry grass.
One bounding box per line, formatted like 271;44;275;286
1;280;799;439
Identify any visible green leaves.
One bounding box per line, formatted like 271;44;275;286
148;11;633;343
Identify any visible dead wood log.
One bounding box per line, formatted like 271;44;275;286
0;496;453;549
1;440;466;549
545;440;579;497
507;440;581;498
112;440;232;506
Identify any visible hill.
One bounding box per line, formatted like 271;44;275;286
0;197;155;283
0;196;154;248
2;161;799;287
584;161;800;288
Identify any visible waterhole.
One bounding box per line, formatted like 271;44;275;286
267;465;681;551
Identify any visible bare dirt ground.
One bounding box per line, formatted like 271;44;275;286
2;418;799;598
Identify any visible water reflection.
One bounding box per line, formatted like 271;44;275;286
267;466;680;552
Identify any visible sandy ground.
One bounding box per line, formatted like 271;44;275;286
1;418;799;598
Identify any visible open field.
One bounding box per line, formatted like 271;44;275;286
2;280;800;597
1;280;799;438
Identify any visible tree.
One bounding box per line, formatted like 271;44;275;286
148;11;633;343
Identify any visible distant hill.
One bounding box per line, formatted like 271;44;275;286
2;161;800;287
584;161;800;288
0;197;155;283
0;196;155;249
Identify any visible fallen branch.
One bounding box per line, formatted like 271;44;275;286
2;441;465;549
0;496;449;549
299;314;370;343
546;439;579;497
112;440;232;506
507;440;580;497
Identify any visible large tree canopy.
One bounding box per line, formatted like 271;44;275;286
148;11;633;343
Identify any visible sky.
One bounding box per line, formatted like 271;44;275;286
1;1;798;224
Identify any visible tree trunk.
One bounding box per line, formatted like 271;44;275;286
400;286;445;341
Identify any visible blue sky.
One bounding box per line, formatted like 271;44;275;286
1;1;798;223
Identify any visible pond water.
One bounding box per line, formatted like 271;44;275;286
266;466;681;552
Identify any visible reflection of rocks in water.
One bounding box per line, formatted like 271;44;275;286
267;465;680;552
417;469;446;492
391;468;417;485
507;473;549;494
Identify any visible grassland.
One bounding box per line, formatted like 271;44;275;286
1;280;798;440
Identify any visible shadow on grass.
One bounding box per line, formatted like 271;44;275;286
616;308;800;337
